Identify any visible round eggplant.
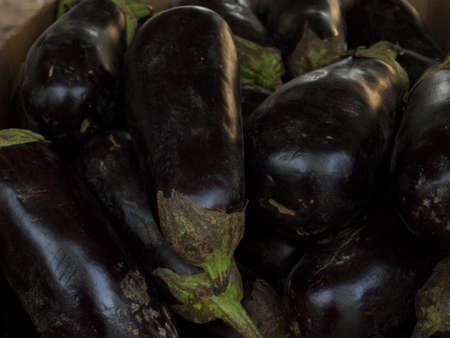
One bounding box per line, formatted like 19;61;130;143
413;256;450;338
285;210;435;338
16;0;149;150
76;131;201;291
125;6;260;337
343;0;444;61
246;42;408;242
0;129;178;338
256;0;347;77
391;57;450;249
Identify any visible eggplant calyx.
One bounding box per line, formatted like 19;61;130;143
287;21;347;77
157;190;245;287
153;262;263;338
355;41;410;91
0;129;46;148
111;0;152;46
235;35;285;91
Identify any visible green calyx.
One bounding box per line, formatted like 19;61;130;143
157;190;245;288
154;261;263;338
0;129;45;148
413;305;448;337
234;35;285;91
111;0;152;46
355;41;410;91
288;22;347;77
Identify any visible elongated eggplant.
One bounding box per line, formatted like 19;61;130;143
343;0;444;60
256;0;347;77
171;0;284;91
125;6;260;337
246;42;408;242
1;274;38;338
0;129;178;337
285;210;435;338
16;0;149;150
413;256;450;338
76;131;201;289
391;57;450;249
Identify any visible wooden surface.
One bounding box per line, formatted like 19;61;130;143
0;0;48;44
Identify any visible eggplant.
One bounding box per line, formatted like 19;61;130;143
391;57;450;249
1;274;39;338
343;0;444;61
125;6;260;337
246;42;408;242
413;256;450;338
285;209;435;338
16;0;149;150
0;129;178;337
177;266;291;338
235;205;304;295
170;0;285;119
256;0;347;77
76;131;201;292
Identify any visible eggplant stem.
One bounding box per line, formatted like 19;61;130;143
212;293;263;338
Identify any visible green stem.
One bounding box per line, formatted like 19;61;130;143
212;293;263;338
412;321;439;338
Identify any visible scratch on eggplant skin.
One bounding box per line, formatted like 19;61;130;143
268;199;296;216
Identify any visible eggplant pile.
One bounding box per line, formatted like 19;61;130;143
2;0;449;337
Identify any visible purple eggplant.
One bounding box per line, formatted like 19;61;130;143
124;6;261;337
391;56;450;249
285;209;435;338
16;0;150;150
256;0;347;77
342;0;444;61
246;42;408;242
0;129;178;337
76;131;201;297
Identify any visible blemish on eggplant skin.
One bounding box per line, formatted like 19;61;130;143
268;199;296;216
80;118;90;133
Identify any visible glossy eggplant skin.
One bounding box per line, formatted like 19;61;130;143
125;6;244;215
76;131;201;278
1;274;39;338
391;66;450;249
343;0;444;60
16;0;126;149
0;140;178;337
256;0;346;56
285;210;434;338
171;0;273;47
246;52;407;242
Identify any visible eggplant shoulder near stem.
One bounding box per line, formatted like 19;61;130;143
17;0;127;149
245;43;408;242
391;59;450;249
0;129;178;338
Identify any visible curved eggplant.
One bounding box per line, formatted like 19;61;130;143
76;131;201;286
1;274;38;338
413;256;450;338
256;0;347;77
0;129;178;338
246;42;408;242
343;0;444;60
285;210;435;338
391;57;450;249
125;6;260;337
16;0;148;150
